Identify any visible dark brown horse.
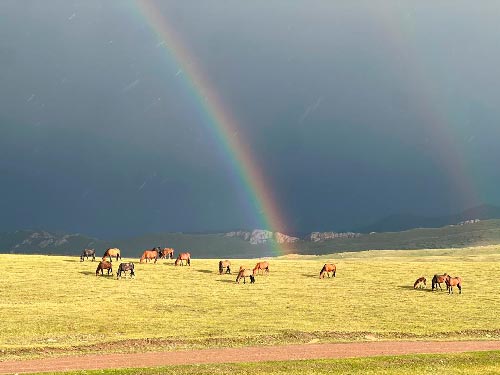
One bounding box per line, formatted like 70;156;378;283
236;268;255;284
413;276;426;289
253;261;269;275
175;252;191;266
102;248;121;262
96;261;113;276
319;264;336;279
219;260;231;274
140;248;159;263
432;273;448;291
160;247;175;259
445;275;462;294
117;262;135;279
80;248;95;262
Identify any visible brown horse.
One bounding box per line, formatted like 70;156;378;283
319;264;336;279
219;260;231;274
102;248;121;262
140;248;159;263
175;252;191;266
253;261;269;275
413;276;427;289
432;273;448;291
160;248;175;259
96;261;113;276
236;268;255;284
445;275;462;294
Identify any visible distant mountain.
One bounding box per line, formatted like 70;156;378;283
359;204;500;233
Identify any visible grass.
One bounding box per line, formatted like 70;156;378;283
27;351;500;375
0;246;499;361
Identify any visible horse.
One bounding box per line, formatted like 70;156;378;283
175;252;191;266
219;260;231;274
140;248;159;263
445;275;462;294
117;262;135;279
236;268;255;284
413;276;426;289
253;261;269;275
102;248;121;262
319;264;336;279
80;248;95;262
159;247;175;259
96;261;113;276
432;273;448;291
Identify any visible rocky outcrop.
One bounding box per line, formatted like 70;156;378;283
309;231;361;242
225;229;299;244
457;219;480;226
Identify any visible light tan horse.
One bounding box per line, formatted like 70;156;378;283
160;248;175;259
253;261;269;275
102;248;121;262
413;277;426;289
219;260;231;274
236;268;255;284
445;275;463;294
140;248;159;263
319;263;336;279
175;252;191;266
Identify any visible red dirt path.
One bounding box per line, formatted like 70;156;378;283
2;340;500;374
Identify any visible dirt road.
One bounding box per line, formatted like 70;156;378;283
2;340;500;374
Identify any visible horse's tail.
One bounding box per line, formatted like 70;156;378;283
219;261;223;274
140;254;145;263
250;275;255;283
431;275;437;290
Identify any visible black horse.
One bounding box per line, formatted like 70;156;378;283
80;248;96;262
117;262;135;279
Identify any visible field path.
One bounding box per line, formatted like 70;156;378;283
2;340;500;374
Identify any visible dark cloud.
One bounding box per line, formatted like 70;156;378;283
1;1;500;237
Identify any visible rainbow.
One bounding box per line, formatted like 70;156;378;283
134;0;290;254
369;6;479;209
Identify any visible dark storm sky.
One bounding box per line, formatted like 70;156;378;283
1;1;500;238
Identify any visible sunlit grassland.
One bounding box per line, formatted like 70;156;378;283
0;246;499;360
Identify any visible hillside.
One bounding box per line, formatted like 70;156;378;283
2;219;500;258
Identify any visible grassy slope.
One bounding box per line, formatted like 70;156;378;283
3;220;500;258
0;246;499;361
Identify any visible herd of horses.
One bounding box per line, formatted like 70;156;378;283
81;248;316;285
413;273;463;294
82;247;463;293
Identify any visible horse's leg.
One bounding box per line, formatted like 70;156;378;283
458;284;462;294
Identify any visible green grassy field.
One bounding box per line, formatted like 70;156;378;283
26;351;500;375
1;246;499;361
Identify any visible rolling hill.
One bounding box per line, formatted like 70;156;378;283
2;219;500;258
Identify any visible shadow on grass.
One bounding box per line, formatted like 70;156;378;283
398;285;433;292
215;279;236;283
195;269;214;274
63;259;82;262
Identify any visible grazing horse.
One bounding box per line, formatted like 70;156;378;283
96;261;113;276
445;275;462;294
253;261;269;275
102;248;121;262
117;262;135;279
413;276;427;289
140;248;159;263
80;248;95;262
319;264;336;279
160;248;175;259
175;252;191;266
219;260;231;274
236;268;255;284
432;273;448;291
